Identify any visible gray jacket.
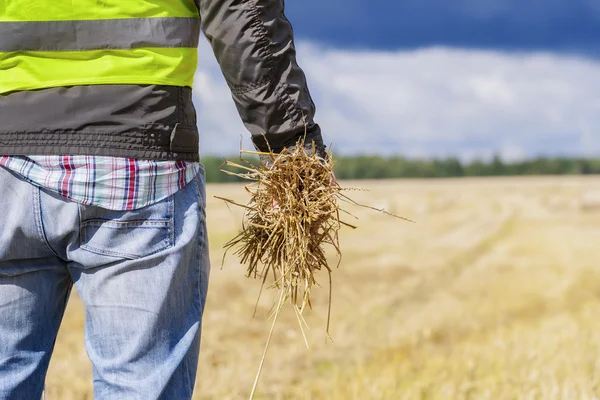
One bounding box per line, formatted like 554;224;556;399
0;0;324;161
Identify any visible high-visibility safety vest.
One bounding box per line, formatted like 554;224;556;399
0;0;200;93
0;0;202;161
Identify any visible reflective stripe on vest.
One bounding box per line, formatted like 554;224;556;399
0;18;200;52
0;1;200;94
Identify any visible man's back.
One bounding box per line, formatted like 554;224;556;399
0;0;325;161
0;0;325;398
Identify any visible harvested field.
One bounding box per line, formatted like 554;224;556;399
45;176;600;399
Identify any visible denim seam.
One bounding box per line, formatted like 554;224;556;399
81;220;171;228
194;169;201;210
195;165;206;215
196;225;204;315
169;189;175;248
194;184;203;318
80;224;170;229
79;240;172;260
42;275;73;399
195;168;206;315
33;186;61;258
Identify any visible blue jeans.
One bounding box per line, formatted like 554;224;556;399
0;165;210;399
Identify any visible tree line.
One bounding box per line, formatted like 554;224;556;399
201;154;600;183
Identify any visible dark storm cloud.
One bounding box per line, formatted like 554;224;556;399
285;0;600;52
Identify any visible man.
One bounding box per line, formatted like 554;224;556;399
0;0;325;398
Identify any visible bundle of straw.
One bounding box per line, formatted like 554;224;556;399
217;139;348;333
216;139;348;398
217;138;409;398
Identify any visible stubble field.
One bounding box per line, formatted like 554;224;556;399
45;176;600;399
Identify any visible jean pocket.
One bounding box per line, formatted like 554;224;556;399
78;196;174;260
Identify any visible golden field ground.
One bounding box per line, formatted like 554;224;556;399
44;176;600;400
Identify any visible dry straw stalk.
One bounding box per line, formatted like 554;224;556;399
216;138;410;398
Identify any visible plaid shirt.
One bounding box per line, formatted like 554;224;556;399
0;155;201;211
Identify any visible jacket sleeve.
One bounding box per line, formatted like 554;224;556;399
197;0;325;157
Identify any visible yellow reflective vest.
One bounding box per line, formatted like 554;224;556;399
0;0;325;162
0;0;200;94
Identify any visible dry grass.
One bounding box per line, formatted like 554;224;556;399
216;144;347;397
45;176;600;399
217;145;343;335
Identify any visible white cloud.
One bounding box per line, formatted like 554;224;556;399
194;40;600;160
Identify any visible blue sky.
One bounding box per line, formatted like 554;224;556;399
195;1;600;159
286;0;600;53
